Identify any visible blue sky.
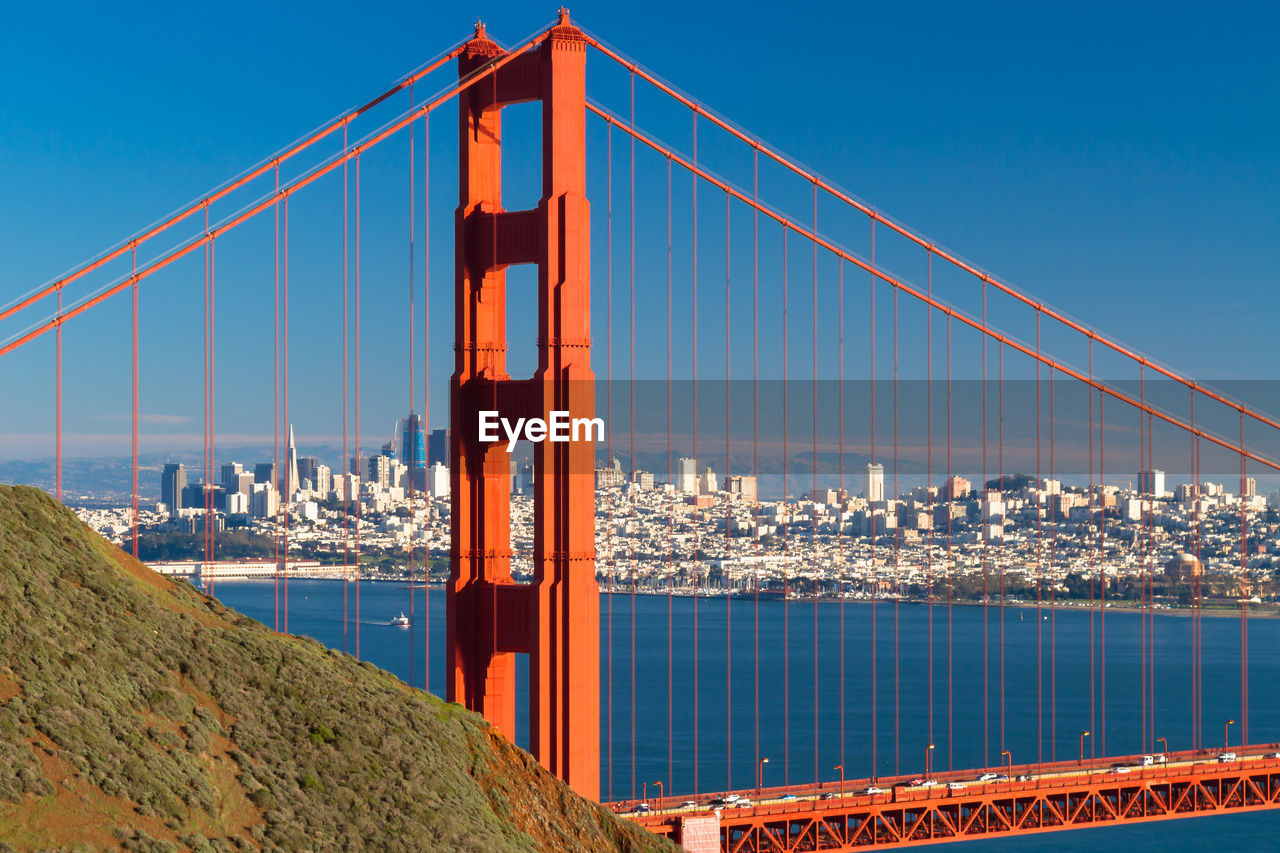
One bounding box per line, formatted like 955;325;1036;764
0;0;1277;476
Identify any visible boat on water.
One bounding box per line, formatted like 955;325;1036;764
391;612;410;627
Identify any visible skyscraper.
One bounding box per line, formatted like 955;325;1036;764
219;462;243;494
677;457;697;494
399;413;427;471
161;463;186;514
428;428;450;468
285;425;300;498
1138;468;1165;497
866;462;884;502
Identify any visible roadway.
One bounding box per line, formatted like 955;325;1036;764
616;744;1280;850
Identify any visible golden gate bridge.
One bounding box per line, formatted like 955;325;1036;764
3;9;1280;851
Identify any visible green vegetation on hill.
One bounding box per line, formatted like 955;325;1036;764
0;485;674;853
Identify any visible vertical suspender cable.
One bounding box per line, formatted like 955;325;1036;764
1049;365;1056;761
281;199;289;631
752;149;761;792
1240;413;1249;744
1190;391;1199;749
999;341;1005;754
726;189;734;791
341;129;350;654
893;252;900;776
691;111;700;796
666;153;674;798
1141;361;1152;747
131;247;139;558
837;257;845;775
666;152;674;798
811;183;819;788
1024;318;1042;764
423;111;431;691
782;223;789;786
274;166;281;632
606;120;613;803
945;312;952;771
630;71;638;802
982;278;989;767
1100;386;1107;754
355;153;362;659
1088;341;1095;754
870;220;878;779
926;251;934;756
408;84;417;691
55;289;62;503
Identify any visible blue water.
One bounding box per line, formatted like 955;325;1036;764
211;579;1280;850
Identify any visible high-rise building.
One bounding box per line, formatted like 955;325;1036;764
677;457;697;494
254;462;276;486
727;474;758;503
313;463;331;497
1138;468;1165;497
297;456;319;485
367;454;392;489
250;482;278;519
865;462;885;502
945;475;971;501
698;466;718;495
1244;477;1257;498
161;463;186;514
284;425;300;499
232;471;254;497
428;462;449;499
399;413;427;471
595;457;625;488
226;491;249;515
220;462;243;494
429;428;450;468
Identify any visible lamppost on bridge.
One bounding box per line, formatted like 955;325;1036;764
1079;731;1091;765
642;782;647;805
834;764;844;798
653;780;664;812
1002;749;1012;778
1157;736;1167;759
924;744;935;780
1225;719;1235;750
758;757;769;794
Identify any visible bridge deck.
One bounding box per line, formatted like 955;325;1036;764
616;744;1280;850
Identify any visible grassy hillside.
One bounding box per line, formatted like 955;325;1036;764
0;485;674;853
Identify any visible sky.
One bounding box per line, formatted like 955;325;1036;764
0;0;1277;479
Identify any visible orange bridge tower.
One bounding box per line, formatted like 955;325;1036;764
447;11;599;800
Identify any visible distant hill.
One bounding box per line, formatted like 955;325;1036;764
0;485;673;852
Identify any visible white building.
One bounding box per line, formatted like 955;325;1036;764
677;457;697;494
250;483;278;519
865;462;884;502
428;462;450;499
1138;468;1165;497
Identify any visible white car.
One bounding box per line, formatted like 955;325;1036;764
864;786;885;795
724;794;741;804
977;772;998;782
947;782;966;791
1219;752;1238;763
681;801;697;809
1110;766;1131;774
